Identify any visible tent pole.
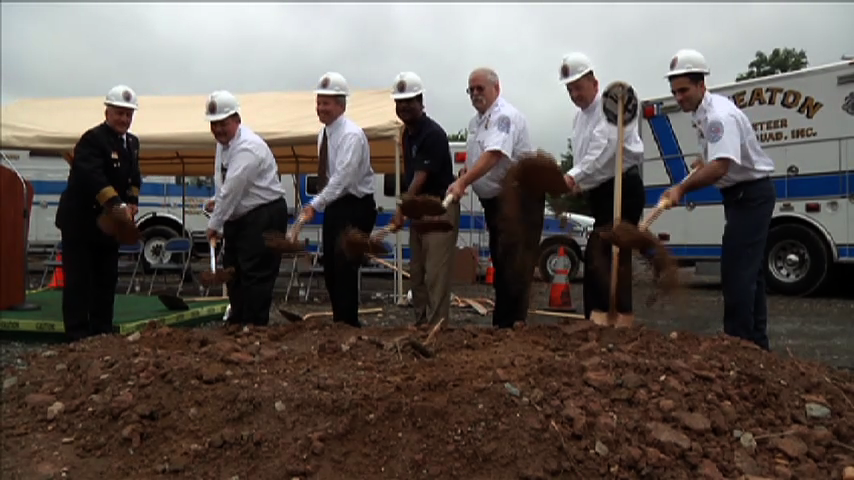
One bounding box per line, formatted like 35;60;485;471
179;153;186;234
290;146;301;211
394;136;403;305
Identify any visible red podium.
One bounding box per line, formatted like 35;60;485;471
0;163;41;312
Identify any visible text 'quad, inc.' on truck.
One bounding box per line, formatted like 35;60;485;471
639;59;854;296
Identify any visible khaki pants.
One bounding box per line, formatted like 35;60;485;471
408;201;461;325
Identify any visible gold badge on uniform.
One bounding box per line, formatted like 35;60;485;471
111;152;119;159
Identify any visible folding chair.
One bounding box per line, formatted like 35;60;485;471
39;241;63;289
147;237;193;296
302;238;325;302
283;238;320;303
118;241;145;294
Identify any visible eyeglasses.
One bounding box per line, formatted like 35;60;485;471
466;85;485;96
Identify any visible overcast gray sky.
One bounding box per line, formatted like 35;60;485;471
2;2;852;156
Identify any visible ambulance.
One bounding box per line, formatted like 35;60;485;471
639;59;854;296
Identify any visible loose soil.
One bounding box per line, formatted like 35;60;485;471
2;319;853;480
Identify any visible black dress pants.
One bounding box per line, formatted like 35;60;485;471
582;166;645;318
60;231;120;341
481;189;546;329
322;194;378;327
222;197;289;326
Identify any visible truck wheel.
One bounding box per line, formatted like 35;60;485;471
141;225;180;272
764;223;830;296
538;240;581;283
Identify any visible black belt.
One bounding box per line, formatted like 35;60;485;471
225;197;285;224
720;176;771;200
330;193;374;207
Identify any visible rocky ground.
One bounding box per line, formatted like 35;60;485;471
3;262;853;479
2;316;853;480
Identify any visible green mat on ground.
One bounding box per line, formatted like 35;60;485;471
0;289;229;335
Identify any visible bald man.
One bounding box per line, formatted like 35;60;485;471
447;67;545;329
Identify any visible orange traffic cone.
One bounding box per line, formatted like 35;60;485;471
547;247;575;312
49;253;65;288
484;258;495;285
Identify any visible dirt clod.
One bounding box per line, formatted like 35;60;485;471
2;321;853;480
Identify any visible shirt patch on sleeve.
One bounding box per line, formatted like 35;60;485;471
496;115;511;134
707;119;724;144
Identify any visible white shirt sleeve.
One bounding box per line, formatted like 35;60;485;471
309;132;363;213
706;114;742;165
207;146;260;232
567;121;618;191
480;114;515;158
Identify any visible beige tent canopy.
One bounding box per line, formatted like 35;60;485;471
0;89;404;176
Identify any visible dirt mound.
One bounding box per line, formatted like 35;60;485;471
3;321;853;480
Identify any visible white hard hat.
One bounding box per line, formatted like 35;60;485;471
390;71;425;100
559;52;594;84
205;90;240;122
666;49;710;78
314;72;350;97
104;85;138;110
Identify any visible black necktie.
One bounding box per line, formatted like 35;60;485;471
317;128;329;190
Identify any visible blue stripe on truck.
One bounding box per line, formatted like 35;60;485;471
646;115;851;208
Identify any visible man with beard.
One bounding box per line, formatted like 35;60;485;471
55;84;142;342
204;90;289;327
559;52;646;328
300;72;377;328
660;49;776;350
389;71;459;327
446;67;543;329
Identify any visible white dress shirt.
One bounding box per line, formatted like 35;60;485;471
568;91;644;192
464;96;532;199
207;124;285;233
309;115;375;212
692;91;775;189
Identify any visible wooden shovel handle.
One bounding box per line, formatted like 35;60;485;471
372;224;396;242
289;213;308;242
369;255;411;279
640;167;699;231
442;194;455;208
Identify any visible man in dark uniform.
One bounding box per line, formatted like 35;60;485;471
389;71;460;327
55;84;142;342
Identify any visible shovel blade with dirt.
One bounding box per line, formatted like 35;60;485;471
399;193;454;219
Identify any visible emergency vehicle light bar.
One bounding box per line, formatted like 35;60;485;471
642;103;661;119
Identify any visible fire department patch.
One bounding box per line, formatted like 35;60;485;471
496;115;511;134
320;76;330;89
560;63;570;80
207;99;218;115
122;90;132;102
396;79;407;93
669;56;679;71
707;119;724;144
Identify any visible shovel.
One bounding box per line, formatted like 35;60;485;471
199;239;234;286
277;306;383;323
157;294;229;311
512;150;572;197
399;193;455;219
97;204;142;245
341;224;395;260
264;212;309;254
